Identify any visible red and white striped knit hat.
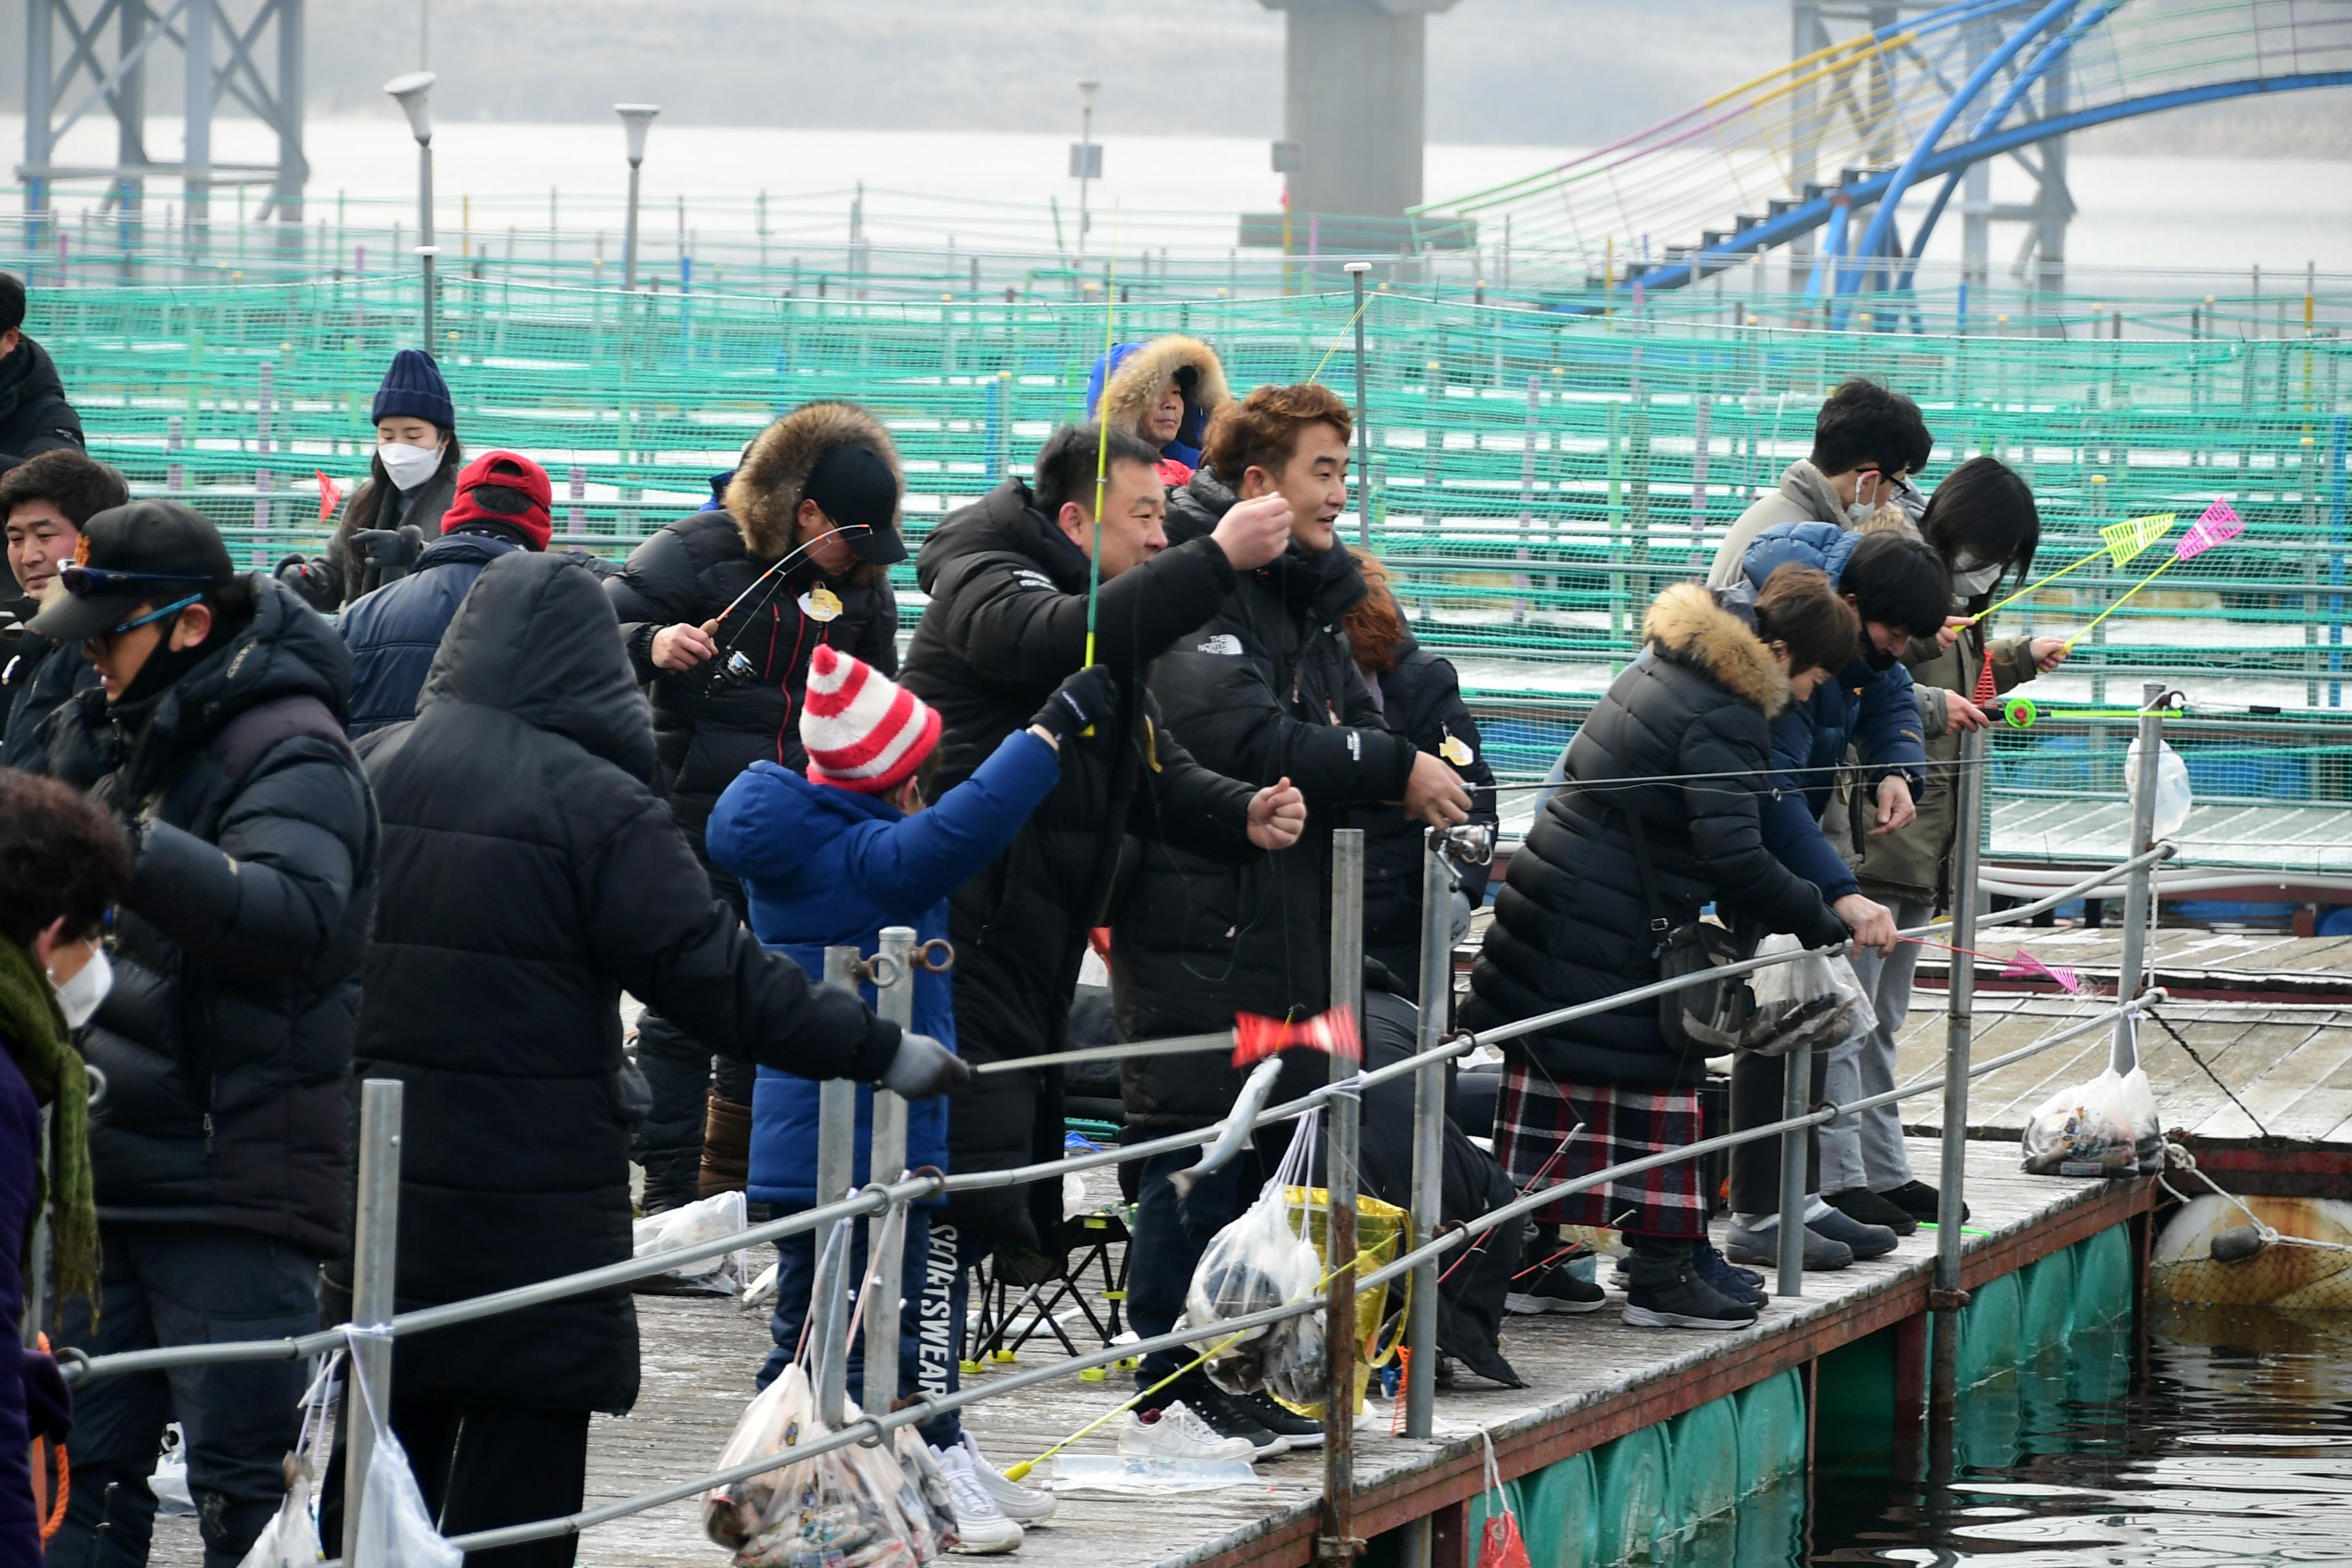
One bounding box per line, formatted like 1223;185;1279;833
799;645;943;796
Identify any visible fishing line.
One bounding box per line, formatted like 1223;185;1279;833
700;522;879;670
1083;210;1121;670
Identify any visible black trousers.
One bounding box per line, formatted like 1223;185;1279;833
1726;1048;1829;1216
321;1396;590;1568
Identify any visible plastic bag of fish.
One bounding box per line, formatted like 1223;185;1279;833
2021;1064;2163;1178
1744;935;1877;1059
1183;1119;1328;1407
701;1363;956;1567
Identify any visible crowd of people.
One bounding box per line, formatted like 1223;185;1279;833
0;264;2073;1566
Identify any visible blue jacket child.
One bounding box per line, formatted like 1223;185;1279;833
1736;521;1932;899
707;643;1107;1460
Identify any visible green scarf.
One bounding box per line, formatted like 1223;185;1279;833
0;939;100;1313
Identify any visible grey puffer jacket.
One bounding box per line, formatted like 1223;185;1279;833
1708;461;1865;588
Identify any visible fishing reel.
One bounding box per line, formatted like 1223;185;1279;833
697;649;759;693
1435;822;1494;867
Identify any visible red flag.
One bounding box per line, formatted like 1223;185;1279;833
315;471;345;524
1231;1006;1360;1067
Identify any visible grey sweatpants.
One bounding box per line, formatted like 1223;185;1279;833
1818;896;1932;1193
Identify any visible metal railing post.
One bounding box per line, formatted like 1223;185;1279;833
867;927;916;1409
343;1079;405;1544
1775;1039;1810;1299
816;946;861;1428
1405;829;1449;1440
1320;830;1364;1566
2112;683;2166;1074
1932;726;1987;1408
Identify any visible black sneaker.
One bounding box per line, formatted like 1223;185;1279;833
1236;1390;1324;1449
1808;1206;1899;1261
1622;1248;1759;1331
1880;1180;1967;1224
1826;1186;1920;1237
1692;1240;1768;1308
1505;1259;1607;1315
1177;1385;1288;1456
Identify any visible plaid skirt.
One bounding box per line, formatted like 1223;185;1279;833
1494;1065;1709;1240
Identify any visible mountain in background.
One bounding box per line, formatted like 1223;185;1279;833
0;0;2340;156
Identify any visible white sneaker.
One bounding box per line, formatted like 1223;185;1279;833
935;1444;1024;1554
959;1433;1056;1524
1115;1400;1257;1463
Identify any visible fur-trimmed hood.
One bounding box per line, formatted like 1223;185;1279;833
1086;335;1230;464
1644;582;1789;714
721;400;903;563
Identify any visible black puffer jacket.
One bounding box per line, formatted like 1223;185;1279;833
605;402;901;865
1353;636;1497;1001
58;580;377;1256
356;553;902;1414
0;621;100;778
1462;583;1848;1090
1116;468;1416;1134
899;477;1257;1253
0;338;84;466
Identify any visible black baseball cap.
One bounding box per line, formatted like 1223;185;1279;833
28;500;236;643
801;444;906;566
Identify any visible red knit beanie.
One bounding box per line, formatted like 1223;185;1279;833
800;645;942;796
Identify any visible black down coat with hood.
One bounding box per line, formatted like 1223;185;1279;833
899;476;1259;1255
0;337;85;466
1115;468;1418;1135
355;553;903;1414
605;402;901;870
54;579;376;1256
1462;583;1850;1090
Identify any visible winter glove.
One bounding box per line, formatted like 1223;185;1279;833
272;553;340;614
1028;664;1121;747
881;1032;971;1099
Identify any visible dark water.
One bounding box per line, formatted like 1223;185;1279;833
1671;1305;2352;1566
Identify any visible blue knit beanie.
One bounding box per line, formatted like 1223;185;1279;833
372;348;455;430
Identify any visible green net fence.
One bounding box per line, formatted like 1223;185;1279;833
22;275;2352;878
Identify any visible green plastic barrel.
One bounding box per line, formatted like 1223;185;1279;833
1813;1328;1896;1463
1518;1449;1598;1568
2019;1247;2077;1358
1591;1425;1673;1564
2068;1317;2133;1406
2072;1223;2134;1331
1731;1476;1807;1566
1955;1269;2023;1389
1666;1396;1740;1522
1953;1371;2025;1473
1732;1368;1807;1494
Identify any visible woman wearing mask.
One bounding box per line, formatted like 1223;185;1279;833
1819;456;2066;1235
1464;567;1870;1332
0;769;128;1561
277;349;462;611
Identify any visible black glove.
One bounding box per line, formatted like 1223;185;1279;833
273;554;339;614
353;527;428;596
1028;664;1121;747
881;1032;971;1099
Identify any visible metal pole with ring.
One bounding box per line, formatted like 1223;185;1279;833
1320;829;1365;1565
816;946;861;1427
342;1079;405;1544
865;928;916;1409
2112;683;2167;1073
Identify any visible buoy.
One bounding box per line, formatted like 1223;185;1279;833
2210;1223;2269;1263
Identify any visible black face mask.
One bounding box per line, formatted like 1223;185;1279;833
1861;639;1901;673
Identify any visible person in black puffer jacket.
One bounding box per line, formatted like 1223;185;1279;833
0;273;86;467
899;422;1298;1273
1338;548;1497;1004
34;504;377;1568
1462;571;1861;1335
604;400;906;1210
0;449;128;777
321;553;957;1563
337;449;553;738
1114;384;1471;1438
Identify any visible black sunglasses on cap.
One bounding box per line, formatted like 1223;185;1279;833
58;563;220;597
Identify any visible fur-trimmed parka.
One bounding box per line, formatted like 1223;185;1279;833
606;401;903;871
1463;583;1852;1088
1084;335;1230;480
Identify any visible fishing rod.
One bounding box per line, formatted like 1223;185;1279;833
690;522;877;687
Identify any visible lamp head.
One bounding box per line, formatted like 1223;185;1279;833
1079;80;1099;112
384;72;436;143
615;104;661;168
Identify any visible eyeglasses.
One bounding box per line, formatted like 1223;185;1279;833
58;563;218;598
86;593;201;647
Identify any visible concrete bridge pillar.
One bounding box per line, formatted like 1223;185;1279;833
1259;0;1463;221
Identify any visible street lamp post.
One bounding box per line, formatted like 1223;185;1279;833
616;104;660;292
384;72;437;344
1070;81;1101;259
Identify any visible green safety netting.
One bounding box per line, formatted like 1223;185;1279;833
19;275;2352;874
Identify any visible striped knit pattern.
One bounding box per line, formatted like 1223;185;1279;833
799;644;941;795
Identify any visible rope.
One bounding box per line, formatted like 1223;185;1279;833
2145;1013;2271;1138
2158;1142;2352;1257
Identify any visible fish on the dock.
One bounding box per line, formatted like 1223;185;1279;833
1170;1057;1286;1201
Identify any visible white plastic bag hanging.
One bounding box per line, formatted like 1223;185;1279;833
234;1353;339;1568
1745;935;1877;1059
2021;1051;2163;1178
631;1188;755;1296
2128;735;2193;842
346;1348;463;1568
1184;1112;1327;1405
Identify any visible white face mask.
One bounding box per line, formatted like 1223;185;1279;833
1950;554;2004;598
378;440;445;493
49;943;112;1031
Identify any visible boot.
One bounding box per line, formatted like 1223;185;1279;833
1623;1238;1760;1331
699;1092;752;1199
638;1148;703;1215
